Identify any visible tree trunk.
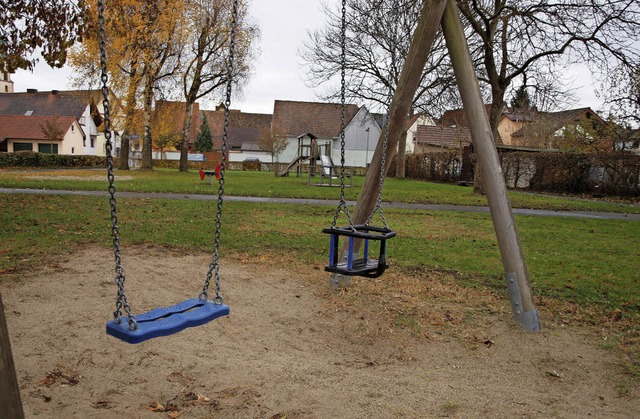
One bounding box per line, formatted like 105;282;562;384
395;130;408;179
118;67;139;171
118;132;130;170
141;71;154;170
179;102;195;172
351;0;448;226
0;292;25;419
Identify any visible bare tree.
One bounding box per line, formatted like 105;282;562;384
457;0;640;140
177;0;257;172
601;64;640;127
301;0;457;116
40;117;65;141
257;126;288;174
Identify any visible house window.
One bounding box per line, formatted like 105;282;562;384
72;147;75;154
83;137;86;147
90;135;96;148
13;142;33;152
71;124;75;132
38;143;59;154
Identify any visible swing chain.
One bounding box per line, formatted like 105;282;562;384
364;1;397;230
98;0;136;330
200;0;239;303
330;0;353;229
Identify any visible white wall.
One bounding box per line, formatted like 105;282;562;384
59;121;85;155
333;107;382;167
79;105;99;156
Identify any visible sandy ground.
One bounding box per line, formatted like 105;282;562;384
2;246;638;418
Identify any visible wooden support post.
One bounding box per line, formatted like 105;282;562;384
0;292;25;419
441;0;540;331
351;0;448;224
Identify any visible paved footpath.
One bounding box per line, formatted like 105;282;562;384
2;187;639;221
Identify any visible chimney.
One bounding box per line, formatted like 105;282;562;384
51;90;58;95
26;88;38;93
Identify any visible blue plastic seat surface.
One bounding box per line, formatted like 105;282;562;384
106;298;230;344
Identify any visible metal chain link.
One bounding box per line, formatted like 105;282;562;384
200;0;239;303
98;0;136;330
330;0;354;229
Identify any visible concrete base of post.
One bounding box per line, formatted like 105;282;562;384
506;272;541;331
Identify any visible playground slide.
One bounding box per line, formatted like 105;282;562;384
278;155;308;177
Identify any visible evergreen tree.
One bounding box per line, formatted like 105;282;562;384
194;114;213;152
511;85;532;110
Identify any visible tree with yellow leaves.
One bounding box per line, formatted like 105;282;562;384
69;0;184;169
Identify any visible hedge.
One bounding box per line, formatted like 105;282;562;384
397;151;640;198
0;151;107;168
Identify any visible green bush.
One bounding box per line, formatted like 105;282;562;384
0;151;107;168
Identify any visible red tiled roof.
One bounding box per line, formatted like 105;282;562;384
415;125;472;149
0;115;78;141
272;100;360;139
0;90;100;119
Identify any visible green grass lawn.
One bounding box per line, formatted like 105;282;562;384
1;192;638;315
1;167;638;213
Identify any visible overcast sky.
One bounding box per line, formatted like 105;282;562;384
11;0;603;115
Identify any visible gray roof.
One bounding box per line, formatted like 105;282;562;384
0;90;100;119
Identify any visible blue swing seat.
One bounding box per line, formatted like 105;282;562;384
106;298;230;344
323;224;396;279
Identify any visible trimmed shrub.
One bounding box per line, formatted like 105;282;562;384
0;152;107;168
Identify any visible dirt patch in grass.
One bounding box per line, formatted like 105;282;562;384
2;246;638;418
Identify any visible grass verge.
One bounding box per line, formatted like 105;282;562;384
0;167;638;214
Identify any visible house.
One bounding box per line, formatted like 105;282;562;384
498;109;538;145
0;114;84;154
441;105;536;145
0;89;105;155
441;105;610;150
203;105;273;162
510;107;611;151
405;113;436;152
272;100;381;168
413;125;472;153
